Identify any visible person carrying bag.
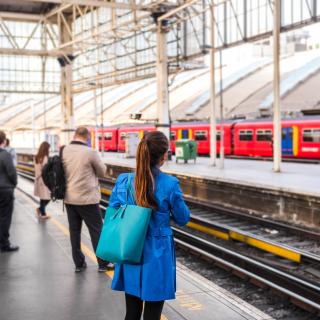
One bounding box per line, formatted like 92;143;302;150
98;131;190;320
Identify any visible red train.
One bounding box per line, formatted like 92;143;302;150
89;118;320;159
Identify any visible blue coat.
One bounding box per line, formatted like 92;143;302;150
109;170;190;301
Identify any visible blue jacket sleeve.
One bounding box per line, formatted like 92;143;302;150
169;178;190;226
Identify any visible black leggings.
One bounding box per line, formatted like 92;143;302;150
39;199;50;215
124;293;164;320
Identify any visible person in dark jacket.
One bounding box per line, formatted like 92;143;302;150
0;130;19;252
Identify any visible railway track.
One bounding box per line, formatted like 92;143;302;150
16;162;320;314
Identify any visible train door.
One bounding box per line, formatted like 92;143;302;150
282;127;293;156
182;129;189;139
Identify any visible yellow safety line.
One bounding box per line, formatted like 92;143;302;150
187;221;229;241
188;221;301;263
100;188;112;196
16;165;34;173
229;231;301;263
50;217;114;278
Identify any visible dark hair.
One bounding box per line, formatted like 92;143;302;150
35;141;50;164
74;126;90;140
135;131;169;210
0;131;6;145
5;138;10;146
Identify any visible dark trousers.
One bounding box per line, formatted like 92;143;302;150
39;199;50;215
124;294;164;320
65;203;108;267
0;189;14;249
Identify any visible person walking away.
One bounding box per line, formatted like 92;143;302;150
4;138;17;166
109;131;190;320
62;126;112;273
34;141;51;220
0;130;19;252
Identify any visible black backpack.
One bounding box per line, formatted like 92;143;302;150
42;147;66;201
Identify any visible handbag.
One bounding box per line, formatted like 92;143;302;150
96;173;152;264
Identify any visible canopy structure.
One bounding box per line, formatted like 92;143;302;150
0;0;319;93
0;0;320;170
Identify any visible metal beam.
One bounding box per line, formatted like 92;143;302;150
59;14;74;144
209;3;216;167
0;48;57;56
0;12;43;23
273;0;281;172
156;24;170;143
158;0;198;22
21;0;150;11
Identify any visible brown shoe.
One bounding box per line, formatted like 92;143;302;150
36;208;41;218
40;215;51;220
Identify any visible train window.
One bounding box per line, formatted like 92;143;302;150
239;130;253;141
170;131;176;141
120;132;127;140
194;130;208;141
257;129;272;141
104;132;112;141
216;131;221;141
303;129;320;142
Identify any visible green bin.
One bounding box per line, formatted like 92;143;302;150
175;139;197;164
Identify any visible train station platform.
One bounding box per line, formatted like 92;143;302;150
101;153;320;197
0;178;273;320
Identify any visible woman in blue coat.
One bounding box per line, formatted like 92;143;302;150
109;131;190;320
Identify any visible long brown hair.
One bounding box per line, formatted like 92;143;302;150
35;141;50;164
135;131;168;210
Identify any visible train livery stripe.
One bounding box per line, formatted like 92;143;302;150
178;129;182;140
188;129;193;139
293;126;299;157
187;222;229;241
229;231;301;263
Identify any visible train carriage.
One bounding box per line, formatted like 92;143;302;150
171;122;233;155
233;118;320;159
233;121;273;157
89;127;118;151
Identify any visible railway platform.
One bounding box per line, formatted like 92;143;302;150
0;178;273;320
100;152;319;197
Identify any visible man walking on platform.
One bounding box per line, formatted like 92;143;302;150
0;130;19;252
62;126;112;272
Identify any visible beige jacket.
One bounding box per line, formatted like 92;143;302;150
34;156;51;200
62;142;106;205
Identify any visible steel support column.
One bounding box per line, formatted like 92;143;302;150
219;49;224;169
273;0;281;172
156;24;170;142
209;4;217;166
59;15;74;145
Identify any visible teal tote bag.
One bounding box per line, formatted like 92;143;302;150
96;174;152;264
